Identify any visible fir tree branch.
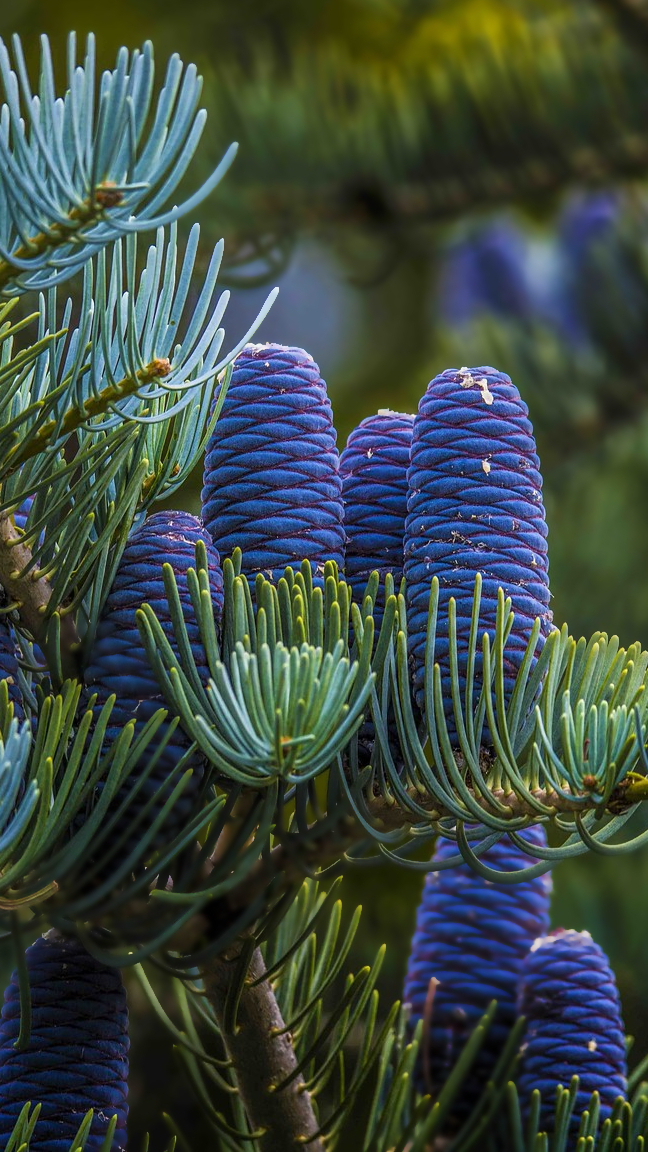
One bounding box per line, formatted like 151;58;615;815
217;777;641;919
0;184;123;295
4;357;172;475
224;126;648;233
0;354;172;676
362;782;637;827
204;2;648;244
202;943;325;1152
158;769;645;962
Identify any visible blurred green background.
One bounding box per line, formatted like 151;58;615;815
5;0;648;1145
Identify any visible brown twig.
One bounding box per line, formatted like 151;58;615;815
202;943;325;1152
0;184;124;294
210;793;258;866
3;357;171;476
0;515;81;679
221;779;640;916
158;773;643;958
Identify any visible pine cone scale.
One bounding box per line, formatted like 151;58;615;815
0;935;129;1150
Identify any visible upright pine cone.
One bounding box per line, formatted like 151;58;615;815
340;409;414;618
84;510;223;854
0;932;129;1150
404;366;551;736
201;343;345;582
403;826;551;1121
516;929;627;1137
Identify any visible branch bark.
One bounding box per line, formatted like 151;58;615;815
201;944;325;1152
0;515;80;680
222;778;640;915
163;774;642;956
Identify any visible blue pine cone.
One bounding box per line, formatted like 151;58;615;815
340;409;414;617
0;931;129;1151
84;510;223;855
403;826;551;1119
516;929;627;1137
201;343;345;582
404;366;552;737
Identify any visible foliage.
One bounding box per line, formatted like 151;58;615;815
1;25;648;1152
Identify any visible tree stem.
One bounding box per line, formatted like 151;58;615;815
202;945;325;1152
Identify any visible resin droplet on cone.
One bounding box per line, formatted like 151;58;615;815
341;409;414;619
83;510;223;857
201;343;345;582
516;929;627;1137
403;826;551;1121
0;932;129;1150
404;366;552;738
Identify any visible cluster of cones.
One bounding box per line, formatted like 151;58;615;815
0;344;619;1147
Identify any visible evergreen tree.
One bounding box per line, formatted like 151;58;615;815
1;27;648;1152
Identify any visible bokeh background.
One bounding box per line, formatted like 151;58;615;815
4;0;648;1145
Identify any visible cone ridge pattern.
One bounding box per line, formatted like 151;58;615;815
0;933;129;1150
201;343;345;581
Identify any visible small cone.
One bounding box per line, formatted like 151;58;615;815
0;618;23;719
404;366;552;740
201;343;345;582
83;510;223;858
516;929;627;1137
340;408;414;620
0;932;129;1150
403;826;551;1121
